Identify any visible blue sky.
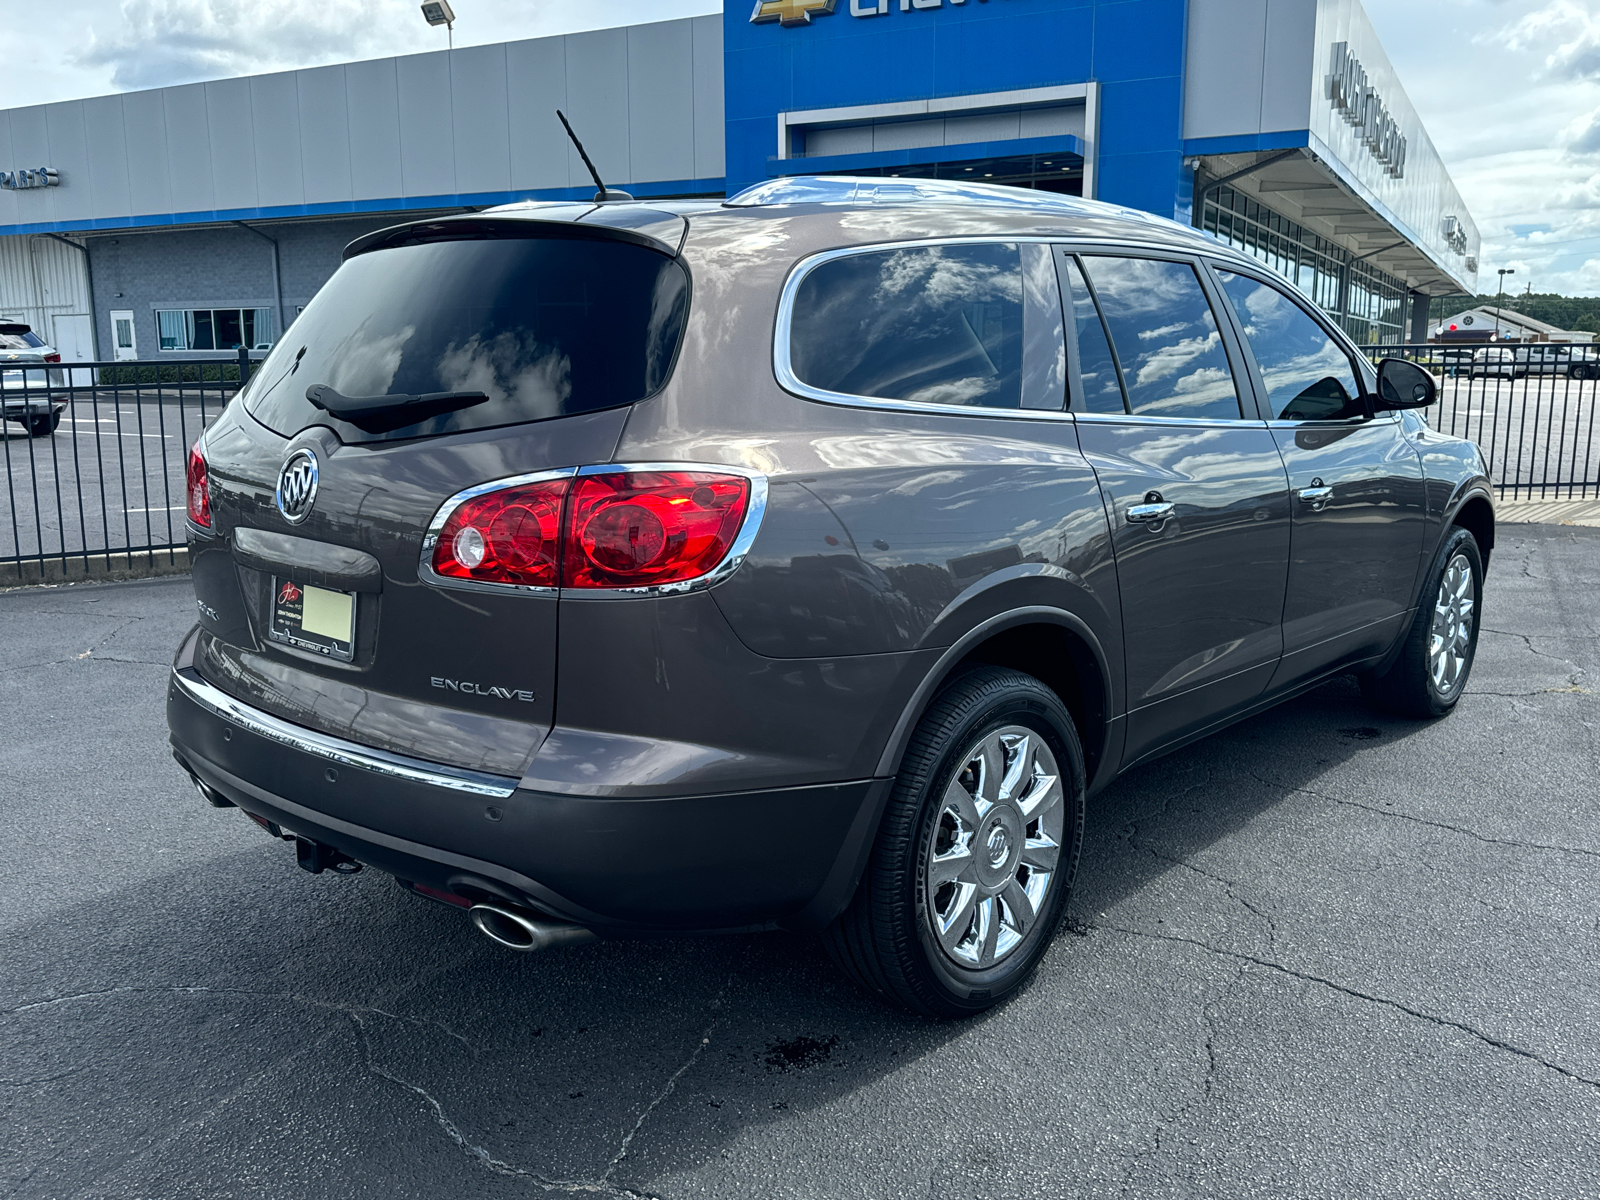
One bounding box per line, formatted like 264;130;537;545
1369;0;1600;296
6;0;1598;295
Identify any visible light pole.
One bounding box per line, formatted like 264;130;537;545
1494;268;1514;341
421;0;455;49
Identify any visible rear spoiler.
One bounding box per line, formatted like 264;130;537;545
0;323;32;336
343;206;689;261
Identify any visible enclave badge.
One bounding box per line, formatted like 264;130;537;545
276;449;319;524
431;677;537;702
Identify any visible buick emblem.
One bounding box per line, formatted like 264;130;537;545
275;449;319;524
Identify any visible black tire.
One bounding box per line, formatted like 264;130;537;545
1361;527;1484;719
823;666;1086;1018
26;412;59;437
1571;365;1592;381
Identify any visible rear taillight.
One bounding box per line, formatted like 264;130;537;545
43;352;60;363
186;443;211;528
430;477;568;588
564;471;752;589
424;468;759;592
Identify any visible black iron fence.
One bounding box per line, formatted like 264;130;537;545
3;344;1596;585
1365;344;1599;500
1;347;263;583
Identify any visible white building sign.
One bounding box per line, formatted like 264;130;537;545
1328;42;1406;179
0;168;59;191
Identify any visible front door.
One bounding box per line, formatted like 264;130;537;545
1063;251;1291;767
110;310;138;361
1209;265;1427;688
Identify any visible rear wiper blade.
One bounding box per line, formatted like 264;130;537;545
305;384;491;433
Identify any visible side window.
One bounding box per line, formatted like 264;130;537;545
1216;269;1364;420
790;242;1049;410
1078;256;1242;420
1061;255;1126;414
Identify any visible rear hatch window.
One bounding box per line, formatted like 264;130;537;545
242;228;689;443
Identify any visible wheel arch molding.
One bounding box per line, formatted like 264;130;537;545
1445;485;1496;567
874;603;1117;795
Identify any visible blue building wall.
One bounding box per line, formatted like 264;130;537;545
724;0;1191;219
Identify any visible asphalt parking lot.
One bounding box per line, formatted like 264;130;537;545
2;525;1597;1199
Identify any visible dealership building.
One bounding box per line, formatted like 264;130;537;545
0;0;1479;363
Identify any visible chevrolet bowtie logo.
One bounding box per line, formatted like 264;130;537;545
750;0;837;26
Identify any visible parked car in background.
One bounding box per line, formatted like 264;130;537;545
168;177;1495;1017
1563;346;1599;379
1469;347;1521;379
1513;345;1574;378
0;323;65;436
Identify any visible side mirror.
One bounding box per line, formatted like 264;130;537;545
1375;358;1437;410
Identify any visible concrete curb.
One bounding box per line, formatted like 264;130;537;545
1;547;190;588
1495;498;1600;528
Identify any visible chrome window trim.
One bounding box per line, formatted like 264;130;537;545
417;462;769;600
1264;415;1398;431
774;237;1079;422
171;667;519;799
418;466;577;596
775;235;1265;422
1072;412;1271;429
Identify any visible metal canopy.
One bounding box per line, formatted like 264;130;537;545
1192;149;1466;297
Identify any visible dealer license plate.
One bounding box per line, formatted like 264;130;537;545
269;578;356;662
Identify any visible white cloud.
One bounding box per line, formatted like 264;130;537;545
0;0;719;104
77;0;421;91
1374;0;1600;294
1563;106;1600;154
1498;0;1600;80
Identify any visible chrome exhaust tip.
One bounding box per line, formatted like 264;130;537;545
174;749;234;808
468;903;597;952
191;776;234;808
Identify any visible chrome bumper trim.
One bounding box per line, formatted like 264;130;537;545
170;667;520;799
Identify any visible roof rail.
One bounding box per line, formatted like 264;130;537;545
722;175;1207;241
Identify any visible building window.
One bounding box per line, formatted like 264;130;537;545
1201;188;1409;345
155;307;274;351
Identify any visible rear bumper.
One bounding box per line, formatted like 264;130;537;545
0;396;65;415
167;662;887;935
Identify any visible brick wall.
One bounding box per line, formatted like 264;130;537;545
84;215;407;360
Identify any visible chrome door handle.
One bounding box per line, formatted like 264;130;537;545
1296;486;1334;504
1126;501;1176;525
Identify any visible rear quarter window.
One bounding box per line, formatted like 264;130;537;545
786;242;1065;411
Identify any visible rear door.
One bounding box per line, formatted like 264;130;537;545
1063;250;1291;766
1209;263;1426;688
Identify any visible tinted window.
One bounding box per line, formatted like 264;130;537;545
1216;270;1364;420
243;233;689;443
790;243;1034;409
1061;255;1125;413
1079;256;1241;420
0;330;43;351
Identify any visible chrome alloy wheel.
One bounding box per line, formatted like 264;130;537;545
1429;552;1476;698
924;725;1064;970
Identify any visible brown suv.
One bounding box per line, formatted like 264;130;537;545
169;177;1492;1015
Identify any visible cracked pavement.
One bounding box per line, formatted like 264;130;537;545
3;525;1599;1199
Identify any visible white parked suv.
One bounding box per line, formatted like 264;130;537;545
1468;347;1520;380
0;323;66;436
